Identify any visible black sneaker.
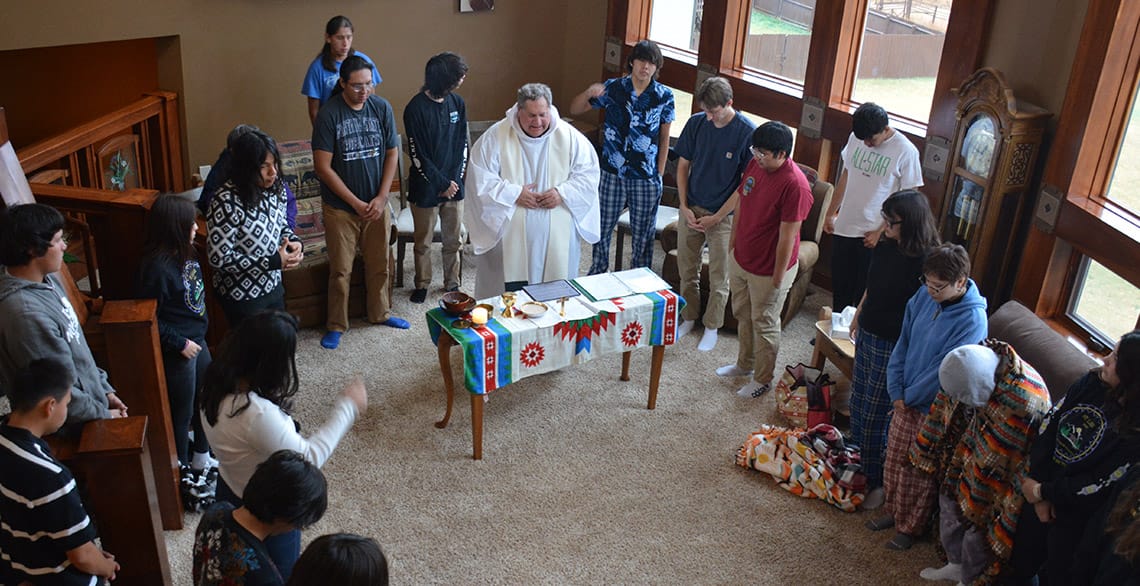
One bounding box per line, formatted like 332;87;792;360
410;288;428;303
180;465;215;512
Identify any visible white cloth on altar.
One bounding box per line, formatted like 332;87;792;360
465;103;600;299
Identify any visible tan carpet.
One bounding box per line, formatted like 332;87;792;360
163;243;941;585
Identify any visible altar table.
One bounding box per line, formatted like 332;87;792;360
426;288;683;459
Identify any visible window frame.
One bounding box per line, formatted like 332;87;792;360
1014;0;1140;349
1065;255;1137;351
606;0;994;210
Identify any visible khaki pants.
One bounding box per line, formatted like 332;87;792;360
323;203;392;332
411;200;463;290
676;209;733;329
730;256;796;385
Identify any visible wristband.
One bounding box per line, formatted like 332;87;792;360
1033;483;1042;502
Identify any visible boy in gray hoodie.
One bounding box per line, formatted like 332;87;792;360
0;203;127;433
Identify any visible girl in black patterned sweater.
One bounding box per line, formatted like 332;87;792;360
206;129;303;326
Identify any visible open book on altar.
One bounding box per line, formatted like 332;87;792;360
571;268;672;301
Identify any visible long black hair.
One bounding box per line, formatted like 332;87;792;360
142;194;197;265
200;310;300;426
228;129;281;208
1107;330;1140;435
319;15;355;72
881;189;940;258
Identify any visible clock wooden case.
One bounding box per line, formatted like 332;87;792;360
938;67;1051;303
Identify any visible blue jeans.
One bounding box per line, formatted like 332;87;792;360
217;475;301;580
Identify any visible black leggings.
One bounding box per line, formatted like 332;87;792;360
163;342;211;464
830;235;874;310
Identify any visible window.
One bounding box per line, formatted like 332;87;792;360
649;0;703;54
666;84;694;138
738;110;798;145
850;1;953;122
1068;257;1140;344
741;0;814;86
1104;75;1140;218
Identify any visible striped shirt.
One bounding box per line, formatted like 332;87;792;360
0;424;100;585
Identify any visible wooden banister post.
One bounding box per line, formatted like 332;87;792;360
100;299;182;530
76;416;172;586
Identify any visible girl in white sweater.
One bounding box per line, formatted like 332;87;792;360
200;310;367;579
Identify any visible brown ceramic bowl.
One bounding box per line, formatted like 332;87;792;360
439;291;476;316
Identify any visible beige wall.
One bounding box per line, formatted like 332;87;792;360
0;0;606;175
981;0;1088;124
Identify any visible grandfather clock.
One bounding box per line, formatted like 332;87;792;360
938;68;1051;303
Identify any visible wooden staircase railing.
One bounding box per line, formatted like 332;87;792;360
17;91;185;193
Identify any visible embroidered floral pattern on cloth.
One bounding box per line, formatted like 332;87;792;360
427;288;682;394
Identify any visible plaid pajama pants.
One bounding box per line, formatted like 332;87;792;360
884;405;938;536
849;328;896;489
589;170;662;275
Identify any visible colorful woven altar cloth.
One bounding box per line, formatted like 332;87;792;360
426;289;684;394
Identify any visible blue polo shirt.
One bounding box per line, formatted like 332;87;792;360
590;76;675;179
673;111;756;212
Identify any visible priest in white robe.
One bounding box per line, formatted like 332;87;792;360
464;83;601;299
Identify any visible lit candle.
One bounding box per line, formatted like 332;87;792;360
470;306;489;325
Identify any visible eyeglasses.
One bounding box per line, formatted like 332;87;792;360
347;82;375;93
919;275;952;294
880;211;903;227
750;146;768;160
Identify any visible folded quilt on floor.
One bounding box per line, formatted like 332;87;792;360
736;423;865;512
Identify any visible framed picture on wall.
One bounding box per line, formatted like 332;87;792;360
459;0;494;12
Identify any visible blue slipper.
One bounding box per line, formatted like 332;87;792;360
320;331;343;349
382;317;410;330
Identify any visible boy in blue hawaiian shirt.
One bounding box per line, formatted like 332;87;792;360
571;39;675;274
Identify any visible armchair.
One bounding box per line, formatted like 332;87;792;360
660;163;833;329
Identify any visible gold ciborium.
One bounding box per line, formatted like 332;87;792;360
500;291;517;318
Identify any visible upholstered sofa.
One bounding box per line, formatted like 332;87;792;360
987;300;1098;401
659;163;834;330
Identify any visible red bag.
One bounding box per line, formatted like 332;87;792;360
776;363;834;428
806;378;833;428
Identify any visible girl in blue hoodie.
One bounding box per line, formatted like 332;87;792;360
866;243;988;550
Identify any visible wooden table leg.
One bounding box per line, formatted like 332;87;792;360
470;393;484;460
810;327;826;370
620;350;631;381
647;345;664;410
435;331;457;429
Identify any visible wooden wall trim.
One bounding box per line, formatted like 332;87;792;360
1012;0;1140;315
0;106;9;144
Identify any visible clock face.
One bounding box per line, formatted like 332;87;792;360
962;114;997;178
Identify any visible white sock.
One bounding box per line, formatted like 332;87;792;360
735;381;769;398
862;487;886;510
676;320;695;338
697;328;718;351
191;451;217;472
716;364;753;377
919;562;962;582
